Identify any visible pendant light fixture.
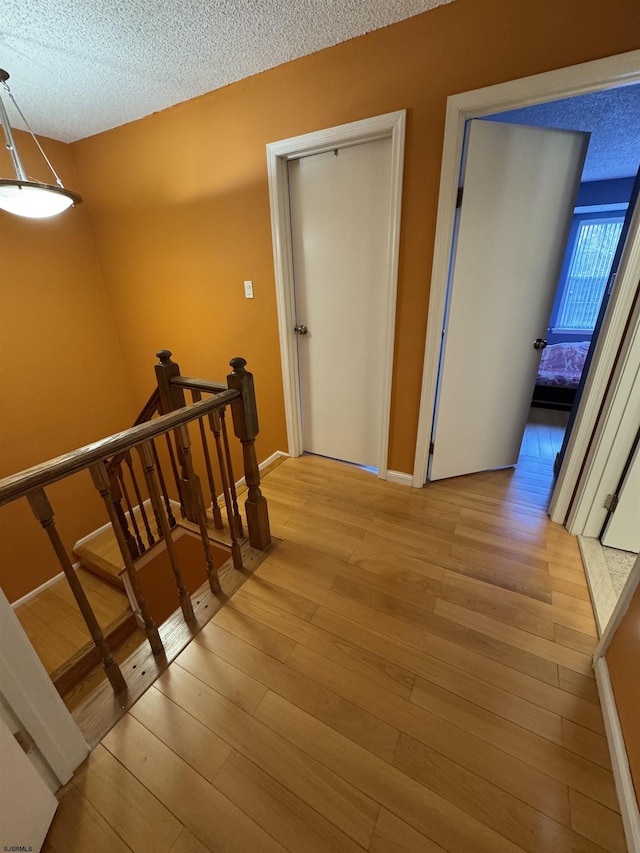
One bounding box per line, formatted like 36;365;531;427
0;69;82;219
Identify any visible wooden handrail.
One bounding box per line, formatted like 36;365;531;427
169;376;228;395
2;352;269;698
0;389;240;507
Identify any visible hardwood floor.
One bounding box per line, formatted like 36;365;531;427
521;406;569;461
43;447;627;853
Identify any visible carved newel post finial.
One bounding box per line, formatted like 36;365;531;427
156;349;173;364
229;357;247;374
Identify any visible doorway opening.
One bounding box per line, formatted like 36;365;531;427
266;110;406;480
413;50;640;535
482;85;639;502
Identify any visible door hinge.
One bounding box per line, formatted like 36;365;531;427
429;441;434;455
456;186;464;208
603;493;619;512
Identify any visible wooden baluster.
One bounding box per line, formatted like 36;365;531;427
89;462;164;656
164;434;184;519
137;441;194;622
124;450;155;548
155;350;199;522
208;408;243;571
116;463;145;555
26;489;127;694
108;467;139;560
174;423;222;592
152;441;176;528
227;358;271;550
220;407;244;538
191;389;224;530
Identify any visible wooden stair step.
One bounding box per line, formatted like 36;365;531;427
14;568;134;679
74;525;180;589
51;609;139;697
74;511;239;589
73;503;168;588
178;514;246;550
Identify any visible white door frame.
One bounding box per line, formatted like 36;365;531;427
267;111;406;479
0;589;89;791
568;282;640;537
412;50;640;529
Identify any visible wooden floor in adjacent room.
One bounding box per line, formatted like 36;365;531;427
43;430;626;853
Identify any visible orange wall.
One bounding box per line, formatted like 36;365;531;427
0;133;137;602
607;571;640;808
71;0;640;476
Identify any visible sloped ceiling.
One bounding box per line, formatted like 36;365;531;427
2;0;454;143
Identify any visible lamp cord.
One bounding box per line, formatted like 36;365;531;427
1;78;65;189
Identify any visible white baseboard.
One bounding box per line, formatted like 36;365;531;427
261;449;289;470
73;514;126;549
14;450;289;609
386;470;413;487
595;657;640;852
234;450;289;491
11;563;81;610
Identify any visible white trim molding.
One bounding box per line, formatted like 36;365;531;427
386;470;413;488
592;555;640;852
560;252;640;534
11;569;67;609
413;49;640;490
0;590;89;789
267;111;406;480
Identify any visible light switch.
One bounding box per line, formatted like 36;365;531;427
244;280;254;299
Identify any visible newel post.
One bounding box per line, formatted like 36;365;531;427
154;349;187;413
154;349;200;522
227;358;271;550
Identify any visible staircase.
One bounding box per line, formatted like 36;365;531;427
3;350;272;708
73;503;246;622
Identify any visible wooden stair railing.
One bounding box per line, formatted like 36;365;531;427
103;351;264;573
154;350;271;561
103;388;169;562
0;354;271;696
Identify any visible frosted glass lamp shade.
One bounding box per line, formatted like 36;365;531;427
0;180;82;218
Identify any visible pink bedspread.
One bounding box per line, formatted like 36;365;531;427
537;341;590;388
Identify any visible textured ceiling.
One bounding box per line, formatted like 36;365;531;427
2;0;454;143
489;84;640;182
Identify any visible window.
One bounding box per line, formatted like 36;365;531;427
553;212;625;333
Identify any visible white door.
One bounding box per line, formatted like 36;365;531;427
0;589;89;849
288;139;392;469
601;440;640;553
429;120;589;481
0;715;58;853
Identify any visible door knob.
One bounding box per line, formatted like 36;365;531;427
294;325;308;335
533;338;547;350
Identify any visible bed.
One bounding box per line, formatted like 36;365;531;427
532;340;590;409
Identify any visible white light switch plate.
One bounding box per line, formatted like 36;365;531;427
244;280;254;298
